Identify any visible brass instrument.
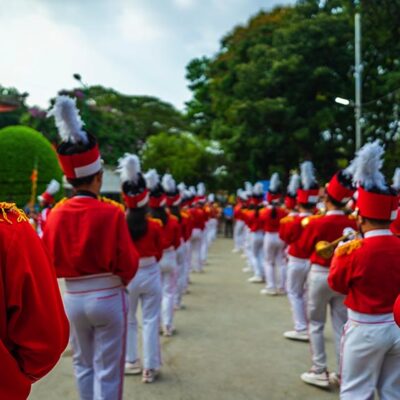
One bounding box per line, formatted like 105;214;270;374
315;229;357;259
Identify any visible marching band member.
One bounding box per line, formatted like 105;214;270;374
146;170;181;337
0;203;69;399
36;179;60;237
260;173;288;295
43;96;139;400
329;141;400;399
206;193;218;247
298;161;356;388
198;183;211;266
118;155;163;383
279;171;315;341
233;189;248;254
247;182;266;283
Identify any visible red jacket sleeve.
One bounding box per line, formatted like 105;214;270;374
173;220;182;250
328;251;356;295
0;218;69;393
153;222;163;261
296;221;319;259
279;217;303;244
113;210;139;285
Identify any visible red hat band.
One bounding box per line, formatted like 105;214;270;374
167;194;181;207
123;190;149;209
149;194;167;208
297;188;319;204
40;192;55;204
284;196;296;210
356;187;398;221
326;173;355;204
267;192;281;204
58;144;101;179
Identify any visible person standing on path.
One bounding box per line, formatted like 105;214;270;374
43;96;139;400
233;189;248;253
329;141;400;399
0;202;69;400
146;169;181;337
36;179;60;237
298;161;356;389
260;173;288;295
118;154;163;384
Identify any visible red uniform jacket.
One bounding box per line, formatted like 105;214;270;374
42;197;139;285
133;219;163;261
295;211;357;267
161;215;181;250
234;204;245;221
0;204;69;399
329;231;400;314
244;209;264;232
279;214;310;259
190;207;206;230
181;211;194;242
260;207;288;233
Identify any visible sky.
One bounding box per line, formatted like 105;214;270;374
0;0;295;110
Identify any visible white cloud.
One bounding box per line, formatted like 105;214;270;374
173;0;197;9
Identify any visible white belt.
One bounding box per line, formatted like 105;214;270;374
65;273;123;293
348;310;395;324
288;255;309;264
310;263;329;273
139;256;157;268
163;246;175;253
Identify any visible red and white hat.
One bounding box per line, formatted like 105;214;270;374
297;161;319;205
352;141;398;221
267;173;282;204
48;96;102;180
38;179;60;205
284;172;300;210
195;182;207;204
145;169;167;208
325;170;355;205
162;174;181;207
117;154;149;208
251;182;264;205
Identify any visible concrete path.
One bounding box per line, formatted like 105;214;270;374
30;238;338;400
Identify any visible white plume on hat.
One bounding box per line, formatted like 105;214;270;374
253;182;264;196
244;181;253;192
208;193;215;203
300;161;317;190
189;186;197;196
162;174;176;193
48;95;88;144
197;182;206;196
237;189;248;201
46;179;61;195
145;169;160;191
351;141;387;191
117;153;141;184
392;168;400;191
269;173;281;192
287;173;300;196
177;182;186;193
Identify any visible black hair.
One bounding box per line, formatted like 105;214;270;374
363;216;391;226
149;207;168;226
298;202;316;211
122;174;147;196
326;194;346;209
68;171;100;188
170;205;182;223
270;204;277;219
126;207;148;240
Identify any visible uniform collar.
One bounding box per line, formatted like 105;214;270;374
299;212;311;217
364;229;393;239
326;210;345;216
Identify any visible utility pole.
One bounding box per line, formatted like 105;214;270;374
354;13;362;150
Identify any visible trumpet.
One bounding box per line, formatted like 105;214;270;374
315;228;358;259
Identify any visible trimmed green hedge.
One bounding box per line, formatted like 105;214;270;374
0;126;62;207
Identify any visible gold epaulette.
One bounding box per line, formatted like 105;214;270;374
0;202;29;224
169;214;179;222
280;216;295;224
53;197;68;210
100;196;125;212
181;210;189;219
335;239;363;257
148;217;163;227
301;214;323;227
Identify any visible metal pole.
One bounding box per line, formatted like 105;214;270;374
355;13;362;150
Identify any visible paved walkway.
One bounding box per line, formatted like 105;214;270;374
30;238;338;400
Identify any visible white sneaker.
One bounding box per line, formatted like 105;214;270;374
125;360;142;375
248;276;264;283
260;287;278;295
242;267;251;273
142;369;159;383
232;248;240;253
301;369;330;388
329;372;340;386
283;330;309;342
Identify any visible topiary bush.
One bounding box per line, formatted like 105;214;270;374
0;125;63;207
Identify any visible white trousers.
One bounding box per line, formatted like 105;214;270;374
64;277;127;400
244;227;253;267
126;263;162;370
263;232;286;290
207;218;218;246
183;241;191;290
286;256;309;332
250;231;265;279
200;227;209;265
233;220;245;251
159;250;178;329
307;266;347;372
175;243;187;307
191;229;204;272
340;311;400;400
